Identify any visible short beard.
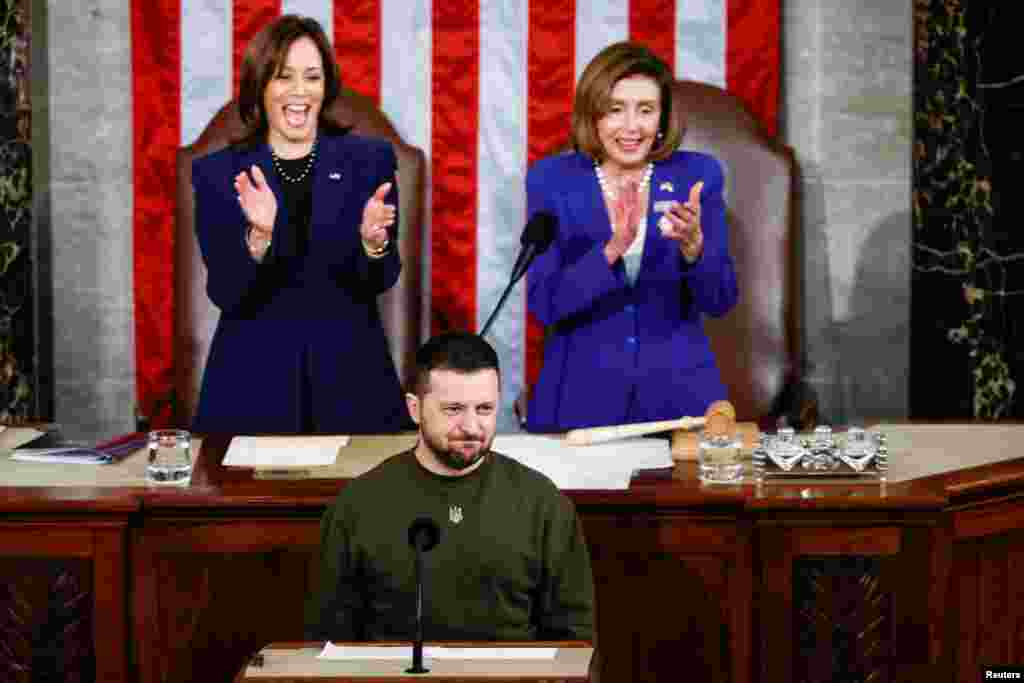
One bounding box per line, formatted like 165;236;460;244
423;430;492;471
437;447;488;471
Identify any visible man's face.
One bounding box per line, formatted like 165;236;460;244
407;368;500;474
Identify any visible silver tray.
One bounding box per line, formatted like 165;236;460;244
752;429;888;482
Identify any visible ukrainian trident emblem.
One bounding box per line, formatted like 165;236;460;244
449;505;463;525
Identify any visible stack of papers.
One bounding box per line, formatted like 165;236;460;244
493;434;673;490
318;643;557;660
222;435;350;468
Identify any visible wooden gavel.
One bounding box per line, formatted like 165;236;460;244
562;400;758;460
564;400;738;446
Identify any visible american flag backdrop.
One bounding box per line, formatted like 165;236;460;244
131;0;779;429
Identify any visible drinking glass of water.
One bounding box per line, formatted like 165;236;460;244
698;430;744;484
146;429;192;485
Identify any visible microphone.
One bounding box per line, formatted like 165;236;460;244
510;211;558;283
480;212;558;338
407;517;441;553
406;517;441;674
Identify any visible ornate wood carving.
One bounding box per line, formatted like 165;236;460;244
793;557;890;683
0;572;32;683
0;559;94;683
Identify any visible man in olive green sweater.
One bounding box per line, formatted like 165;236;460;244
305;332;594;642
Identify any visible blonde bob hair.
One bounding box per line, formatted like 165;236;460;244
570;42;683;163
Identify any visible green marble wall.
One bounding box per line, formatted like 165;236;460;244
0;0;32;422
912;0;1022;419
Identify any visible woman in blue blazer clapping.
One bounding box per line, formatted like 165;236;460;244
525;42;739;432
191;15;411;434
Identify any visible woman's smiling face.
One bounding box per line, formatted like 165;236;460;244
263;35;324;154
596;73;662;173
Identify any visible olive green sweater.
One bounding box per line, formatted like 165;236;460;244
305;449;594;642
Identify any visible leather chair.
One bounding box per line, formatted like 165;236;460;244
671;80;805;425
174;90;425;426
520;80;807;426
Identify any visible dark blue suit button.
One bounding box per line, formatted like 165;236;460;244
625;304;636;313
626;336;637;345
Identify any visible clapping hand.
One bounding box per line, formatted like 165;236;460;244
360;182;395;252
659;180;704;261
604;181;641;264
235;165;277;239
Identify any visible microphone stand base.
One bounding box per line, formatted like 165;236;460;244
405;666;430;674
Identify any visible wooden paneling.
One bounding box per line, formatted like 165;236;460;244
792;557;889;683
0;516;130;683
2;436;1024;683
133;519;319;683
758;522;937;683
582;514;751;683
951;529;1024;682
0;559;94;683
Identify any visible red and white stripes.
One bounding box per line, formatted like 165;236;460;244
131;0;778;428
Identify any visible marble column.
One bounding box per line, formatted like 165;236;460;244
47;0;135;442
783;0;912;425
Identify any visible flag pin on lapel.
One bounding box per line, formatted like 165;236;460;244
660;181;674;193
329;172;342;180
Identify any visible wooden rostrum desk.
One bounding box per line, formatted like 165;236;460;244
2;426;1024;682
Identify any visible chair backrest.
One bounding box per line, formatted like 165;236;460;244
174;91;425;425
671;80;800;421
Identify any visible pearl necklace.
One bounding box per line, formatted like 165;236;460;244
594;161;653;201
271;138;318;183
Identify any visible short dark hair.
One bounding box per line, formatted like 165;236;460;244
413;333;500;397
235;14;345;147
571;41;683;163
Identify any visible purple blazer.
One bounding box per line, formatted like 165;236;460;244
525;151;739;432
191;133;412;434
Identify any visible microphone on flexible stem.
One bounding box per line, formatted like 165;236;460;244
480;212;558;339
406;517;441;674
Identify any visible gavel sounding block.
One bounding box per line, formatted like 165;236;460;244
671;422;760;461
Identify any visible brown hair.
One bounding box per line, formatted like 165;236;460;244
235;14;346;147
570;42;683;162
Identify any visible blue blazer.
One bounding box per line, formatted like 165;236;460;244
191;132;412;434
525;151;739;432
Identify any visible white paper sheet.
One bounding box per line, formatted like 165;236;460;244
317;645;410;660
318;643;557;660
428;647;557;660
222;435;350;468
492;434;673;490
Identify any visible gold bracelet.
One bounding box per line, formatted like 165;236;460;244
363;238;390;258
247;227;271;257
